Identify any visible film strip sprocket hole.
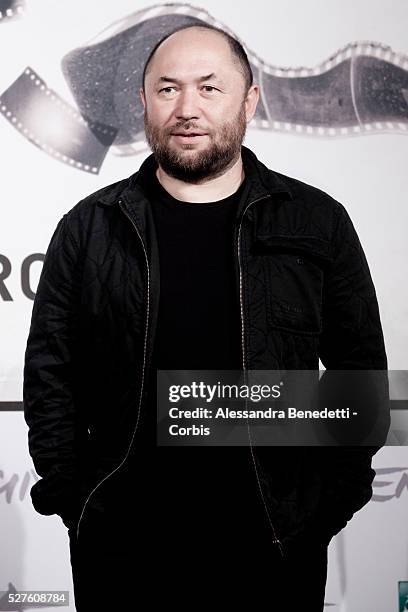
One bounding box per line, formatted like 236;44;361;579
0;0;25;21
0;67;118;173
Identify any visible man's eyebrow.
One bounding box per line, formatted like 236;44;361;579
156;73;222;85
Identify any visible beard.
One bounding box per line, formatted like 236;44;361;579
143;102;247;184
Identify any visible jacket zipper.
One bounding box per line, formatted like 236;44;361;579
75;199;150;540
237;195;285;559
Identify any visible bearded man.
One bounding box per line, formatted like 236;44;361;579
23;24;388;611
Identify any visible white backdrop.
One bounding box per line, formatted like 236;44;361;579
1;1;407;610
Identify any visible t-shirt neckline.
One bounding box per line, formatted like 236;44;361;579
151;170;247;207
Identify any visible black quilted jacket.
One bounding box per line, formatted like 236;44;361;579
23;145;389;554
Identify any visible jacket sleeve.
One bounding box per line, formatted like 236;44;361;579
306;201;390;544
23;213;84;522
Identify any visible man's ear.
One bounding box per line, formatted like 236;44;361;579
244;84;260;124
140;87;146;110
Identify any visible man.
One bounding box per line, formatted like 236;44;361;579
23;24;389;611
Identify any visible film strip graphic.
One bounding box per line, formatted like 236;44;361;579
60;1;408;157
0;68;118;174
251;40;408;137
1;2;407;169
0;0;25;21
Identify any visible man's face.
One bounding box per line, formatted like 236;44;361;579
140;28;259;183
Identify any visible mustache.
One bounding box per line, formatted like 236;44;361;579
167;122;210;135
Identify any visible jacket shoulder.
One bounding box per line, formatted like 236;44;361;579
69;174;132;215
59;174;135;246
273;169;343;211
267;168;350;234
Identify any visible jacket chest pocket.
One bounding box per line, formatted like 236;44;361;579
255;236;330;336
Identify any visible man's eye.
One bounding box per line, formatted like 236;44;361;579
159;87;177;94
202;85;217;92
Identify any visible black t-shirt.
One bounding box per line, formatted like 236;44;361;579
132;167;272;562
147;169;244;371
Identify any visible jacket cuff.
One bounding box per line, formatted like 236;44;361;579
30;471;80;518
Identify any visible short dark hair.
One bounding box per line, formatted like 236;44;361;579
142;24;253;93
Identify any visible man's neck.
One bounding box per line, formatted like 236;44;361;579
155;153;245;203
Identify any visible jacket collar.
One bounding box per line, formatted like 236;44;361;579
98;145;293;210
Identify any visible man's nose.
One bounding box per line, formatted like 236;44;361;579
174;88;200;121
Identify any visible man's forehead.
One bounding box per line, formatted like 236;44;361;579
148;54;234;85
149;31;235;76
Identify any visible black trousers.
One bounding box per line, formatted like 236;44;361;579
68;503;328;611
68;447;328;610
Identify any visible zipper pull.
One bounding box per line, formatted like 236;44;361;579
272;538;285;558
